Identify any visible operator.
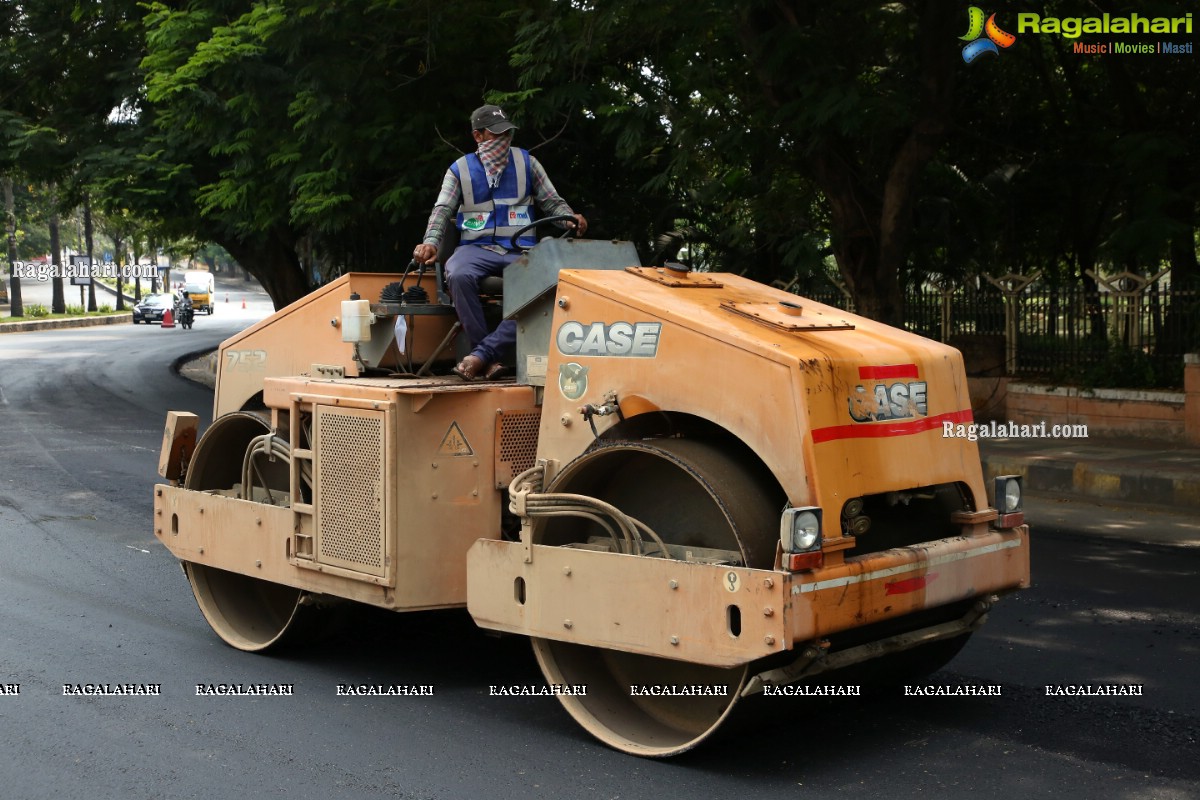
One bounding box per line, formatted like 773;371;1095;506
412;104;587;381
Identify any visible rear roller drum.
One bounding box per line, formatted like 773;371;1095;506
181;411;311;652
531;438;782;756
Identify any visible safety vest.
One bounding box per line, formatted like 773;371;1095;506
451;148;538;249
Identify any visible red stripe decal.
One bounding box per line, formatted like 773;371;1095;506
811;409;974;444
885;573;939;595
858;364;919;380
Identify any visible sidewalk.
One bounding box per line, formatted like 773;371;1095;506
921;435;1200;547
979;435;1200;515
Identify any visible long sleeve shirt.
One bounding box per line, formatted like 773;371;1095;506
421;153;576;252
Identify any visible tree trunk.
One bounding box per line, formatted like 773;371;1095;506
113;234;126;310
1163;220;1198;357
739;0;955;326
1169;225;1198;290
50;190;65;313
810;146;898;323
3;176;22;317
132;237;142;300
147;238;159;293
221;228;308;310
84;196;97;311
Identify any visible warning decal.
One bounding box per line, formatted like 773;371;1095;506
438;423;475;457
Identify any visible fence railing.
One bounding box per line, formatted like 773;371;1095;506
793;278;1200;388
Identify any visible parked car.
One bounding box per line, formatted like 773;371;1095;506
132;293;176;324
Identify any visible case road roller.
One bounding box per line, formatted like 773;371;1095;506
154;232;1030;757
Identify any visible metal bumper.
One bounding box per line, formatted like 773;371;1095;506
153;484;395;608
466;525;1030;668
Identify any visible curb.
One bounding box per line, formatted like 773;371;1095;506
980;451;1200;511
0;314;132;334
0;279;139;333
174;348;218;390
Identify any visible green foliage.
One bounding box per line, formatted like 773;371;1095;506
9;182;53;259
194;242;235;270
66;304;85;315
124;0;552;302
1030;337;1180;390
1079;344;1170;390
2;0;1196;331
24;303;49;317
506;1;968;314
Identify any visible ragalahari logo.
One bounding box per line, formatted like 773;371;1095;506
960;7;1016;63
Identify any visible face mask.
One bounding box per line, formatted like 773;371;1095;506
477;134;512;186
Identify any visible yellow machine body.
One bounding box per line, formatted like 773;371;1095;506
155;240;1029;756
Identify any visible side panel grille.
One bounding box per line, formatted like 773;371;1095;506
495;409;541;488
315;406;386;576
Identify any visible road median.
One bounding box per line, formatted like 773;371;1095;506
0;314;132;334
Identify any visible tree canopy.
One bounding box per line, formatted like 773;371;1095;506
2;0;1196;316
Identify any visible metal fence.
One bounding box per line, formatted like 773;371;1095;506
793;278;1200;388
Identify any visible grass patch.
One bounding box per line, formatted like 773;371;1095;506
1;305;129;323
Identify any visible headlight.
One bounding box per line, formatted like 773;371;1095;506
994;475;1022;514
780;507;822;553
793;511;820;550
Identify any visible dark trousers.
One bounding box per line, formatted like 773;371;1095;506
445;244;519;364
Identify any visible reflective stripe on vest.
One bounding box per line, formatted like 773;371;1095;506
452;148;537;248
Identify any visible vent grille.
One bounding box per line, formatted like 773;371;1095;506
496;410;541;488
315;407;386;576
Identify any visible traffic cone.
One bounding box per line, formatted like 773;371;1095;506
242;298;246;309
161;308;176;328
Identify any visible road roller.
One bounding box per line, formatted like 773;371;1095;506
154;234;1030;756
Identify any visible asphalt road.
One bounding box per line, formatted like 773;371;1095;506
0;284;1196;799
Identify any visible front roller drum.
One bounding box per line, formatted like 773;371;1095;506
530;438;782;756
180;411;311;652
183;562;310;652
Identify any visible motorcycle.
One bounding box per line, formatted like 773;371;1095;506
174;298;195;330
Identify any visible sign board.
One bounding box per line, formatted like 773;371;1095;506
69;255;93;286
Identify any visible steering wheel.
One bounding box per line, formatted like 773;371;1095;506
508;214;579;253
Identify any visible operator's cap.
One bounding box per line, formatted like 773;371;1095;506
471;104;517;134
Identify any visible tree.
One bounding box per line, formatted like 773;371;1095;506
509;1;967;324
3;175;21;316
510;0;1198;329
4;0;1195;329
1;0;144;312
132;0;553;307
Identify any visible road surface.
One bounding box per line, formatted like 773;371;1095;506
0;284;1196;799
